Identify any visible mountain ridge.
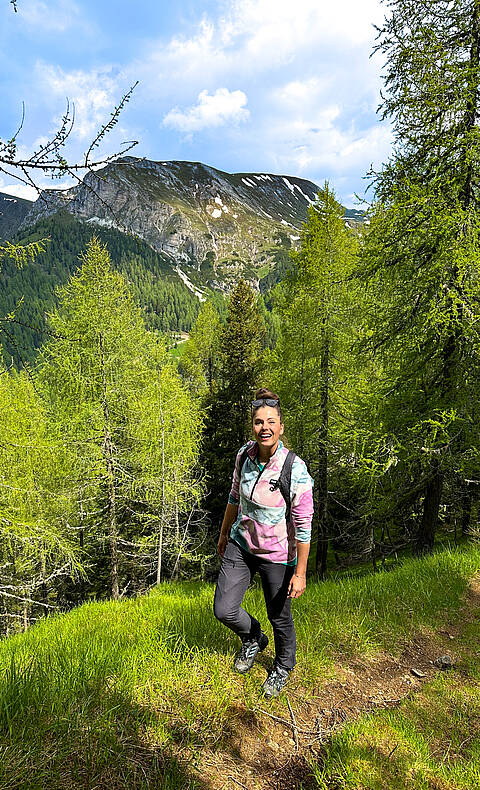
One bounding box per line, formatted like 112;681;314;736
15;157;363;294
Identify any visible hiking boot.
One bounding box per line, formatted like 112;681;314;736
233;632;269;674
262;664;290;698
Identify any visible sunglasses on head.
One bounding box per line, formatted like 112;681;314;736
251;398;279;409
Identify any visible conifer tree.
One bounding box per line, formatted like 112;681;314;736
38;237;202;598
269;184;359;575
0;366;80;632
359;0;480;552
218;279;266;448
179;300;222;399
202;279;266;528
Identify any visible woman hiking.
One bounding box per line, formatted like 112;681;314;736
213;388;314;698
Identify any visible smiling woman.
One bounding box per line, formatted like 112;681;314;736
213;387;314;699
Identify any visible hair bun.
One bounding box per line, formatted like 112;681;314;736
254;387;280;402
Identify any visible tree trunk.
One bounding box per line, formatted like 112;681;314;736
99;334;119;600
22;593;29;632
459;2;479;209
103;422;119;599
315;324;329;577
157;381;166;585
298;335;306;457
461;480;474;537
173;487;180;580
416;460;442;554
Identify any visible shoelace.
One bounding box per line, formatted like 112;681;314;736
239;640;259;661
267;667;288;689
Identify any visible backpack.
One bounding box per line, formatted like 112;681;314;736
239;446;296;525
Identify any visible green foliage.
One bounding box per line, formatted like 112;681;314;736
218;279;266;443
268;183;362;571
269;184;358;457
0;238;49;270
200;280;267;528
0;211;200;368
355;0;480;553
37;236;203;600
179;300;222;399
0;365;82;631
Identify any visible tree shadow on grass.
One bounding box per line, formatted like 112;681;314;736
0;654;273;790
0;670;214;790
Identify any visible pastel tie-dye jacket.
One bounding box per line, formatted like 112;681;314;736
227;439;314;565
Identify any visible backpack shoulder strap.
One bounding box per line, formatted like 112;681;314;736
239;446;250;482
279;450;296;525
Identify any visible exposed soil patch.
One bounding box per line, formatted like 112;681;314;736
189;575;480;790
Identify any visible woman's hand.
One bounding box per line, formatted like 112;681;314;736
288;573;306;599
217;503;238;557
217;532;228;557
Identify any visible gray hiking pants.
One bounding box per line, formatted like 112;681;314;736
213;539;296;671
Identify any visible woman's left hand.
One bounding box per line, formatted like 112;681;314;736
288;574;306;599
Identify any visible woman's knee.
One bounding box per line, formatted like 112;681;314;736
213;593;238;625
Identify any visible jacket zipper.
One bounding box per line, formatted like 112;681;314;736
250;461;267;500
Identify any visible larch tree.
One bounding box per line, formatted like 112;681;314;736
179;299;222;400
37;236;202;599
0;366;80;633
358;0;480;553
269;184;359;576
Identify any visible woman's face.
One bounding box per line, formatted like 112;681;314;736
252;405;284;454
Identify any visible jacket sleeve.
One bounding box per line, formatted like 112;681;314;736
290;458;314;542
227;445;246;505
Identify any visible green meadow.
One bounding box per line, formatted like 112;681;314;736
0;546;479;789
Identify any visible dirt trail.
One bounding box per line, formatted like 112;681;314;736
194;576;480;790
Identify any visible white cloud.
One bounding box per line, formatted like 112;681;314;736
0;183;38;201
224;0;382;66
163;88;249;133
124;0;388;200
0;169;70;201
265;116;392;188
136;0;385;88
276;78;325;105
34;62;122;140
18;0;92;34
9;0;390;206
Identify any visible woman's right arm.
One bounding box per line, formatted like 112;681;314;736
217;446;244;555
218;503;238;556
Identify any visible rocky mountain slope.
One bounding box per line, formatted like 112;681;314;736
18;157;363;294
0;191;33;242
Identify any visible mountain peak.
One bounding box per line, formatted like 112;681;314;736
15;158;359;295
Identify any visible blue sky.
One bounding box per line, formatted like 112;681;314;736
0;0;392;207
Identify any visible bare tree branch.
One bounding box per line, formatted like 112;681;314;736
1;85;139;199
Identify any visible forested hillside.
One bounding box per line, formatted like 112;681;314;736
0;191;32;241
0;211;202;367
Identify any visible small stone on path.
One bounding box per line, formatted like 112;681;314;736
433;655;455;669
410;668;426;678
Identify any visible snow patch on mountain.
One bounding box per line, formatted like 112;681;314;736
174;266;206;301
86;216;116;229
294;183;313;203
